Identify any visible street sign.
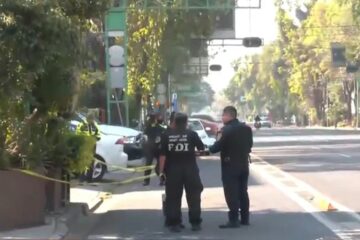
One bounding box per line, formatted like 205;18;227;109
107;11;126;30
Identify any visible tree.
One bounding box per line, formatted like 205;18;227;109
225;0;360;126
0;0;110;170
126;2;219;119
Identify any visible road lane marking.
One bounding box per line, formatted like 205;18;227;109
338;154;352;158
312;146;321;150
252;155;360;222
251;154;360;240
88;236;121;239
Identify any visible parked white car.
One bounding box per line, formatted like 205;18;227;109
70;119;144;181
188;118;216;153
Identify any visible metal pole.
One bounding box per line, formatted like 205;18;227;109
326;77;329;127
104;16;111;124
124;7;129;127
168;73;171;112
357;72;359;129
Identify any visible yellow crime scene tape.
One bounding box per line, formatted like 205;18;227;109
94;160;156;173
10;164;158;187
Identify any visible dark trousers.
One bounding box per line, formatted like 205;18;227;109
222;166;250;223
165;164;203;226
143;146;159;184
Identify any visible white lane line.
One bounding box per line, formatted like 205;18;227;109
251;155;360;240
338;153;352;158
253;155;360;222
88;235;121;239
251;163;350;240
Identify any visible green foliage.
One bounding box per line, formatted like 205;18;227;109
126;2;217;119
225;0;360;126
0;0;109;171
66;134;96;173
79;71;106;109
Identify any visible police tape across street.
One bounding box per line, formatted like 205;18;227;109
9;163;158;187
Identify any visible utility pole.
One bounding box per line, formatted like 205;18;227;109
168;73;171;113
327;80;329;128
357;72;359;129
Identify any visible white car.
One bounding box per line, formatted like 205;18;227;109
70;120;143;181
188;118;216;152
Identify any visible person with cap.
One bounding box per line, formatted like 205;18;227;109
158;113;205;232
143;112;166;186
209;106;253;228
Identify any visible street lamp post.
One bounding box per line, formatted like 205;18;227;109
356;72;359;129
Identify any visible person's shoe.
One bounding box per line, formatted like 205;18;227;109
191;224;202;232
168;225;182;233
219;221;240;229
165;223;185;228
241;220;250;226
143;181;150;186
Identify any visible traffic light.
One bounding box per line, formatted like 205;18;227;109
209;64;222;71
331;43;346;67
243;37;263;48
346;63;359;73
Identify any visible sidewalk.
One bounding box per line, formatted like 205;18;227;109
0;182;111;240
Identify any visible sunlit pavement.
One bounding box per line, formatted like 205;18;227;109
83;128;360;240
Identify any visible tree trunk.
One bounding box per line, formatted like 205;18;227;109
135;90;142;124
343;80;353;123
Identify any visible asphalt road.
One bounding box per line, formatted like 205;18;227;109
83;128;360;240
253;128;360;212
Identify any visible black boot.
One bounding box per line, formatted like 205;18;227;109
241;212;250;225
219;221;240;229
191;224;202;231
168;225;182;233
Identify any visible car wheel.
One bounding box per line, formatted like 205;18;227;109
92;155;106;182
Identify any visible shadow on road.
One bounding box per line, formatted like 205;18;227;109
87;209;341;240
105;157;263;196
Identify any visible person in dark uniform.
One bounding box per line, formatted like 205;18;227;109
143;112;166;186
210;106;253;228
159;111;176;187
168;111;176;129
159;113;205;232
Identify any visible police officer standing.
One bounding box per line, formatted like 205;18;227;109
209;106;253;228
143;112;166;186
158;113;204;232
